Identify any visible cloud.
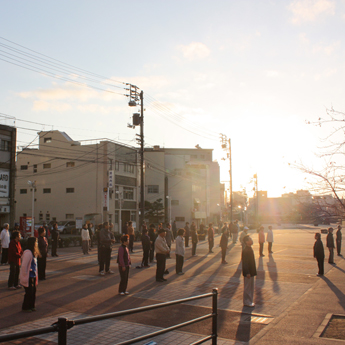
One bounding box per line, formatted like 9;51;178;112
33;100;72;112
288;0;335;24
177;42;211;61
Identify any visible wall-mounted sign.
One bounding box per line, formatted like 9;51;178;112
0;169;9;198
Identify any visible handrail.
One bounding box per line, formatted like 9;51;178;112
0;288;218;345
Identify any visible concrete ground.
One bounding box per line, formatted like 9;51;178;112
0;225;344;344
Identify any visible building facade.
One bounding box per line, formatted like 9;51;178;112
15;131;138;232
145;146;224;228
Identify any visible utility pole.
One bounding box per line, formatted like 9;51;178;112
253;173;258;225
127;84;145;230
220;134;233;223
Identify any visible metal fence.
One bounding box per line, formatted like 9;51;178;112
0;288;218;345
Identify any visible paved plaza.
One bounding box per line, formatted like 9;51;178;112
0;226;345;344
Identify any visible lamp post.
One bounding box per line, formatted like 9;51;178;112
28;180;36;236
166;196;171;224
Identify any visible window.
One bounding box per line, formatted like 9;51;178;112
115;185;119;199
171;200;179;206
124;163;134;173
175;217;185;222
66;162;75;167
39;212;43;221
115;161;119;171
191;155;197;159
44;138;52;143
66;214;74;220
20;189;27;194
20;165;28;170
43;188;51;194
46;213;50;221
115;210;119;224
130;211;136;222
66;188;75;193
148;185;159;193
200;154;205;159
0;140;10;151
43;163;51;169
108;159;113;170
33;165;37;173
123;187;134;200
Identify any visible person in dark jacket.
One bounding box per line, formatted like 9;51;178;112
148;224;157;263
117;235;131;295
220;228;229;264
336;225;342;256
313;232;325;276
208;223;214;253
141;229;151;267
191;222;198;256
37;227;48;280
242;235;257;307
326;227;335;264
184;222;190;247
8;231;23;289
172;220;177;239
51;223;59;257
99;222;115;275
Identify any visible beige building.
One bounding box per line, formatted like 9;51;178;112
15;131;139;232
145;146;224;228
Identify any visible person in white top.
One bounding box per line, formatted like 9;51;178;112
81;224;90;255
175;228;185;275
1;223;10;264
266;226;274;254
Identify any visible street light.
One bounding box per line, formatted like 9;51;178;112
28;180;36;237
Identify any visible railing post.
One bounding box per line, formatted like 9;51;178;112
212;288;218;345
57;318;68;345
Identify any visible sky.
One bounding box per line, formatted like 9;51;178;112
1;0;345;198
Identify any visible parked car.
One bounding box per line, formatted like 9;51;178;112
56;220;76;234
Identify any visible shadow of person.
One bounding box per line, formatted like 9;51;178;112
235;306;253;342
267;254;280;292
320;275;345;309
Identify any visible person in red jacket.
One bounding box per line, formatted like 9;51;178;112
8;231;23;290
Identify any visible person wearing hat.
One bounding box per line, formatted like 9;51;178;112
155;228;170;282
240;226;249;249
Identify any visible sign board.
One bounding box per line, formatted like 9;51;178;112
109;170;114;188
76;217;83;229
103;190;109;211
0;205;10;213
0;169;9;198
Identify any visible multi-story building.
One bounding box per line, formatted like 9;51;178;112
0;124;16;226
15;130;138;232
145;146;224;228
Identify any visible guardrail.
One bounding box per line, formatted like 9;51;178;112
0;288;218;345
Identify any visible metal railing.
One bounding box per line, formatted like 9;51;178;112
0;288;218;345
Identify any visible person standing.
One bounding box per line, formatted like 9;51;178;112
127;221;135;253
220;227;229;264
242;235;257;307
172;220;177;239
155;228;170;282
81;224;90;255
99;222;115;275
208;223;214;253
240;227;249;249
191;222;198;256
175;228;185;275
1;223;10;265
37;227;48;281
88;223;94;249
141;229;151;267
314;233;325;276
184;222;190;247
117;235;131;295
266;226;274;254
20;237;39;312
149;224;157;263
258;226;265;257
326;227;335;264
232;220;239;244
165;223;173;258
51;223;59;257
8;230;23;289
336;225;342;256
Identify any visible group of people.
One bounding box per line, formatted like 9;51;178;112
313;225;342;276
